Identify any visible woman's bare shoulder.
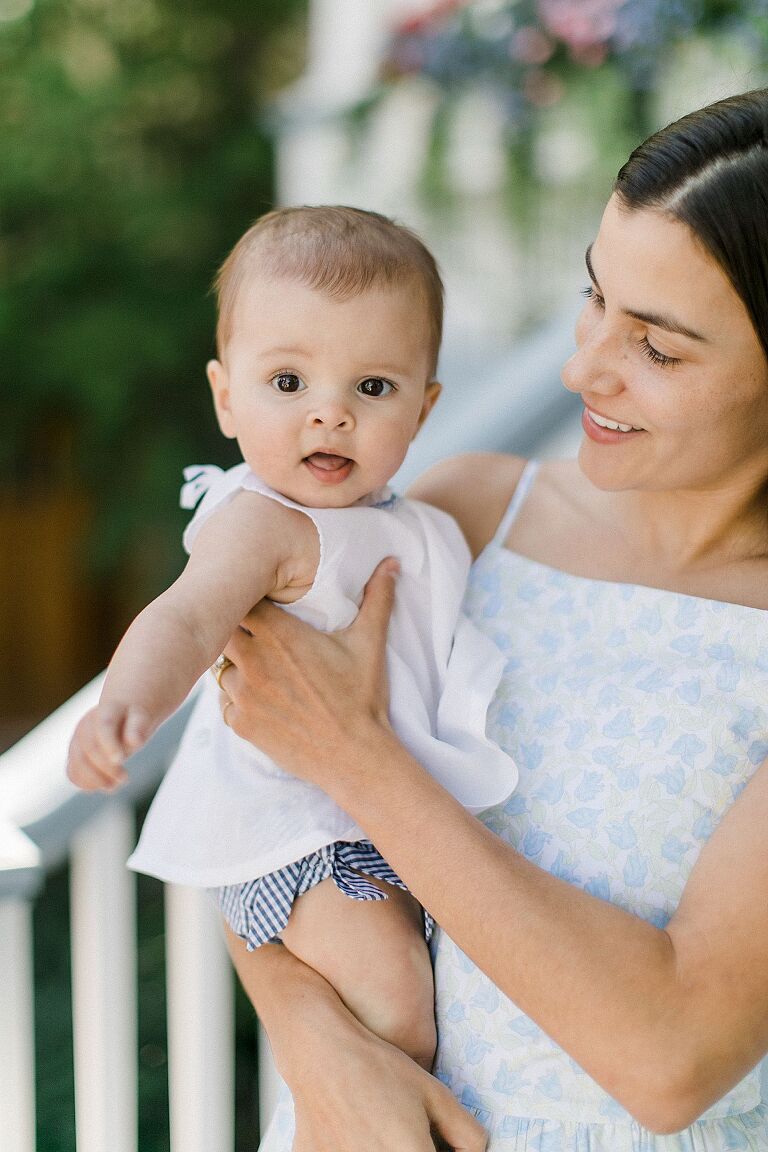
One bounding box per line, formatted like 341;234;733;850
406;452;529;558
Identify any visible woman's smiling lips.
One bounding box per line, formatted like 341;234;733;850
582;406;645;444
303;451;354;483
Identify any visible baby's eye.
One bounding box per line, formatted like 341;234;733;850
357;377;394;398
271;372;305;394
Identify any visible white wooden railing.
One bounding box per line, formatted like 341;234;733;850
0;676;284;1152
0;315;582;1151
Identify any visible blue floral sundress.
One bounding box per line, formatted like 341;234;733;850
261;461;768;1151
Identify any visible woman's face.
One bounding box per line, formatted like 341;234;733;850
561;194;768;495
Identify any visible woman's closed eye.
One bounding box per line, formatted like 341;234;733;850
638;338;680;368
357;377;395;398
581;284;605;310
271;371;306;394
581;286;681;369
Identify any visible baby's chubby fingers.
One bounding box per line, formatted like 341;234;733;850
91;703;129;764
66;706;129;790
66;746;122;792
122;706;152;754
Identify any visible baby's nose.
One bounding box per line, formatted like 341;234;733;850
307;403;354;429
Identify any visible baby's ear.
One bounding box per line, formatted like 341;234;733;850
415;379;442;435
206;360;237;439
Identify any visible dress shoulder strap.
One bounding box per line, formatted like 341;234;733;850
491;460;540;547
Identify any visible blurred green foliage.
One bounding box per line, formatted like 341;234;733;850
0;0;307;594
3;3;308;1143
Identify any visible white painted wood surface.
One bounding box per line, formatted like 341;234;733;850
70;804;138;1152
165;883;234;1152
0;898;36;1152
258;1020;286;1136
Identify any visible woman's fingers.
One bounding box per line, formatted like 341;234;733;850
230;597;300;655
216;557;401;782
218;689;234;729
214;655;237;698
351;558;400;652
229;556;399;659
297;1052;485;1152
426;1079;487;1152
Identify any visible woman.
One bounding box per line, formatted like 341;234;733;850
216;89;768;1150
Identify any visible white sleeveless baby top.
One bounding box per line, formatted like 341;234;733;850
128;463;518;886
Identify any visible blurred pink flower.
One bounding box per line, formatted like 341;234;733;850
510;26;555;65
394;0;469;37
537;0;624;51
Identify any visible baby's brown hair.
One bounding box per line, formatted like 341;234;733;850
214;205;444;375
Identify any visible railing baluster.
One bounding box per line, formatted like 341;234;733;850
0;897;36;1152
258;1020;286;1137
70;803;137;1152
165;884;234;1152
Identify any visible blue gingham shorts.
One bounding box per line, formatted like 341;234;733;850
216;839;434;950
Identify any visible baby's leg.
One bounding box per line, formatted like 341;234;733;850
280;876;436;1071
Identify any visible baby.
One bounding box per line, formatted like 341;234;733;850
67;206;517;1070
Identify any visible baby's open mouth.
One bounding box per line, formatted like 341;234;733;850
303;452;352;471
303;452;354;484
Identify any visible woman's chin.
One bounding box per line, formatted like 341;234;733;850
577;437;641;492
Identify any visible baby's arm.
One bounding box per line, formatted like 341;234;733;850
67;492;319;790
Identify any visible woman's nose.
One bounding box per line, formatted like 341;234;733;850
561;313;624;397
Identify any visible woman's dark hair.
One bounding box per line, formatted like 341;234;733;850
614;89;768;361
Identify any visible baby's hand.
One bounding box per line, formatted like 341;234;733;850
66;703;150;791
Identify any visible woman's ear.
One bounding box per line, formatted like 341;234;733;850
414;380;442;436
207;359;238;439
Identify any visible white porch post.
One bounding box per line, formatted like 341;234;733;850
258;1020;286;1136
70;802;138;1152
165;883;234;1152
0;897;37;1152
276;0;404;206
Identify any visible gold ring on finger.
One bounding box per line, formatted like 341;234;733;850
222;699;235;728
212;654;234;689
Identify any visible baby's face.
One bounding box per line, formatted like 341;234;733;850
207;274;440;507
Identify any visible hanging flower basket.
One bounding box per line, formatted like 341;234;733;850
383;0;768;132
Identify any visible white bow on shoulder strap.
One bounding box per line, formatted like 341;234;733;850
180;464;225;510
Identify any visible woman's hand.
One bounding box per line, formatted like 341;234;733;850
290;1028;486;1152
225;931;485;1152
219;558;401;790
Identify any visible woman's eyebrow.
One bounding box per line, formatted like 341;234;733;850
585;243;709;343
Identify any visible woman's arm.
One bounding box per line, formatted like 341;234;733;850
223;933;486;1152
407;452;527;558
220;563;768;1134
67;492;318;790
